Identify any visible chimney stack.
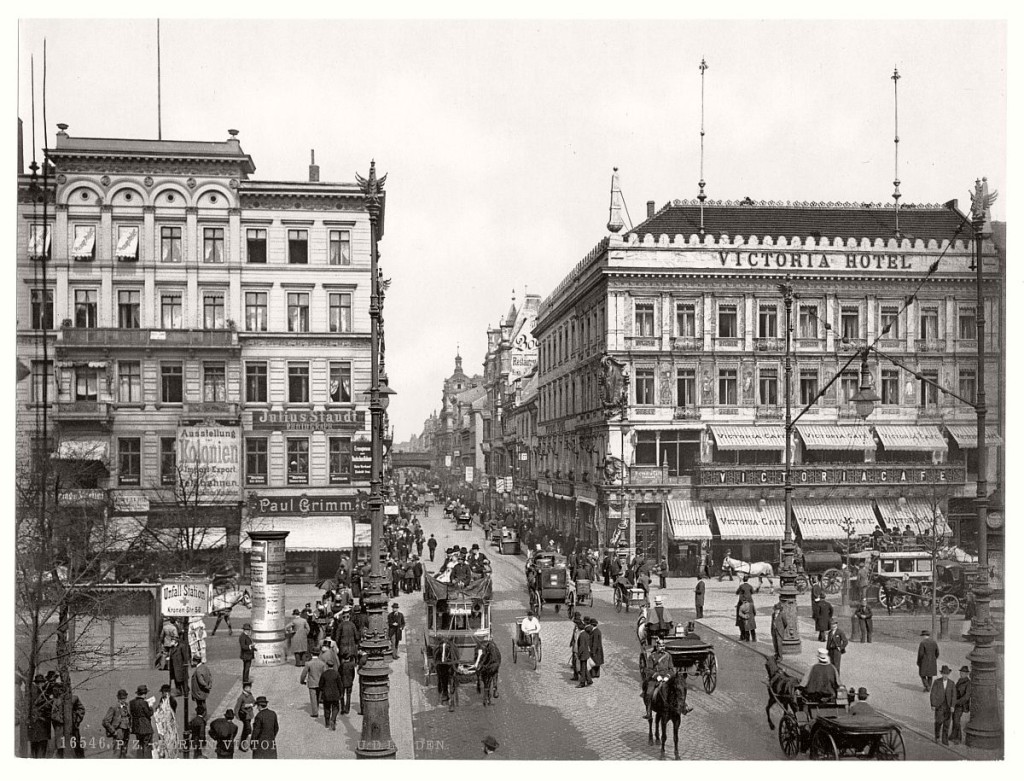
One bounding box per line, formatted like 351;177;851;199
309;149;320;183
647;201;655;219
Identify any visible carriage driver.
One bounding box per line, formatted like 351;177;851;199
519;610;541;646
642;638;686;722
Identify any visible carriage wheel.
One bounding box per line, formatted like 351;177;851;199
638;652;648;674
879;589;905;611
512;639;518;664
534;636;542;667
875;727;906;760
939;594;960;616
794;574;809;594
614;591;623;613
530;590;541;614
566;592;576;619
703;653;718;694
778;713;801;758
809;729;839;760
422;646;432;683
822;569;843;595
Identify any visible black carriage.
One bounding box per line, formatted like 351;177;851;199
772;695;905;760
525;550;576;616
638;626;718;694
574;578;593;607
455;510;473;531
420;572;492;685
791;550;844;595
499;528;521;556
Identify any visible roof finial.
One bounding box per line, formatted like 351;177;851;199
698;58;709;237
891;67;902;238
607;167;624;233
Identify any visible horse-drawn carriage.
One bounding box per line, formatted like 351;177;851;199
774;698;905;760
614;584;649;613
498;528;521;556
511;616;542;668
638;615;718;695
525;550;576;616
856;550;975;614
455;509;473;531
794;551;844;595
574;578;593;608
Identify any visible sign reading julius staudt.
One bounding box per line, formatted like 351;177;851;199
251;409;366;432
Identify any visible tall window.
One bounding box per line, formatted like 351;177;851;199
118;290;141;329
635;303;655;337
958;369;977;405
75;368;98;401
246;229;267;263
72;225;96;261
881;369;900;405
288;362;309;403
919;369;940;407
676;368;696;407
676;302;696;337
287;438;309;484
203;227;225;263
245;362;268;403
329;437;353;483
31;361;53;404
635;432;658;465
245;292;268;332
919;306;939;340
160;226;182;263
118;361;142;403
160;437;177;485
116;225;140;261
288;230;308;264
758;368;778;406
799;368;819;406
798;305;818;339
161;363;183;403
118;438;141;486
31;289;53;330
74;289;97;328
840;306;860;340
161;293;183;329
203;362;227;402
880;306;900;339
329;362;352;403
329;293;352;333
203;292;226;329
718;369;738;405
635;368;655;405
758;304;778;338
28;224;51;260
717;304;737;338
958;307;977;340
839;371;858;405
287;292;309;332
246;438;268;485
329;230;351;265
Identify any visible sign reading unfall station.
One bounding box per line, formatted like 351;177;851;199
251;409;366;432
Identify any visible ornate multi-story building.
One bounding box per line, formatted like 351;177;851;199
534;195;1003;577
16;127;378;583
431;351;484;499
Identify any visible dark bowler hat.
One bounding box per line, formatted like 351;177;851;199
960;665;970;673
392;602;400;608
160;683;172;692
482;735;499;751
117;689;129;699
136;685;148;695
940;664;952;674
255;696;269;706
920;629;930;635
243;623;253;630
857;687;869;697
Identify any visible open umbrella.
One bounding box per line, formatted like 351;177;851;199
315;578;338;591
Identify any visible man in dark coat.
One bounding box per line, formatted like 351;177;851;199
250;696;279;758
319;659;342;729
387;603;405;660
129;684;154;759
586;618;604;679
168;637;191;697
917;629;940;691
930;665;955;745
814;598;833;642
191;653;213;710
854;601;874;643
427;534;438;562
27;674;51;758
825;619;848;674
412;556;424;591
234;679;256;752
950;665;971;744
239;624;255;684
187;702;207;758
340;653;357;714
332;607;361;659
208;708;238;758
694;574;706;619
102;687;132;758
770;601;787;660
576;621;593;687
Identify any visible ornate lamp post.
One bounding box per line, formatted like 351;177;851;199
354;161;396;759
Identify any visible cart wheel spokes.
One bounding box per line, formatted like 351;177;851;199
939;594;960;616
534;636;542;667
703;653;718;694
512;638;518;664
778;714;801;758
794;575;809;594
875;728;905;760
614;593;623;613
530;591;540;614
422;646;431;683
566;593;576;620
810;729;838;760
822;569;842;595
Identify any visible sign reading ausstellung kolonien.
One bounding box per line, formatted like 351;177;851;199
250;408;366;432
177;426;242;503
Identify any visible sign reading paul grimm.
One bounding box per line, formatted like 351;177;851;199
177;426;241;503
250;408;366;432
248;491;370;517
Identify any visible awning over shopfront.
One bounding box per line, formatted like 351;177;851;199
53;439;109;461
873;425;946;451
875;498;951;536
797;425;875;451
710;425;785;451
793;500;877;540
576;496;597;506
711;500;785;540
240;516;354;552
93;517;229;552
666;499;712;540
944;424;1004;449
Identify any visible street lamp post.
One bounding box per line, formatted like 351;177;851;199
778;282;801;655
355;161;396;759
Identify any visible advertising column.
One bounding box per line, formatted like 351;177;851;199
248;530;289;666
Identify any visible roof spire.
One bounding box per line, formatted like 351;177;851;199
891;67;902;238
697;58;709;237
607;167;624;233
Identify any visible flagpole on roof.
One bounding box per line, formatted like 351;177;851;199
697;58;709;237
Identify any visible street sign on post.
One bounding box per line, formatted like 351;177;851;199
160;578;212;618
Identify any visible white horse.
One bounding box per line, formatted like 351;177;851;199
722;556;775;593
209;587;252;636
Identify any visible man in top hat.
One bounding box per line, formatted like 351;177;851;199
916;628;940;691
849;687;878;717
482;735;499;756
586;617;604;680
239;623;255;684
930;665;956;745
129;684;154;758
250;695;279;758
648;594;674;636
387;602;406;660
799;648;840;703
951;665;971;743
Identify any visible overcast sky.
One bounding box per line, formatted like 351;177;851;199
15;16;1008;441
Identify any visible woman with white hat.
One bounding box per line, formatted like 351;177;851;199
798;647;840;703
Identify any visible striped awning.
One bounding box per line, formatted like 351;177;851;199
797;424;875;451
71;225;96;258
711;500;785;540
875;498;952;536
944;424;1004;449
710;425;785;451
240;516;354;552
666;499;712;540
874;425;946;451
115;226;140;258
793;500;878;541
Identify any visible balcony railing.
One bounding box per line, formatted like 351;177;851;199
754;337;785;352
672;337;703;352
914;338;944;353
755;406;784;420
59;326;238;349
627;336;661;349
673;407;702;420
714;337;742;349
183;401;239;418
54;400;112;422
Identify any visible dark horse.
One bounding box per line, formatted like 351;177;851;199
472;638;501;706
643;670;690;760
764;656;801;730
433;637;460;712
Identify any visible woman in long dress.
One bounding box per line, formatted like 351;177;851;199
152;684;179;759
